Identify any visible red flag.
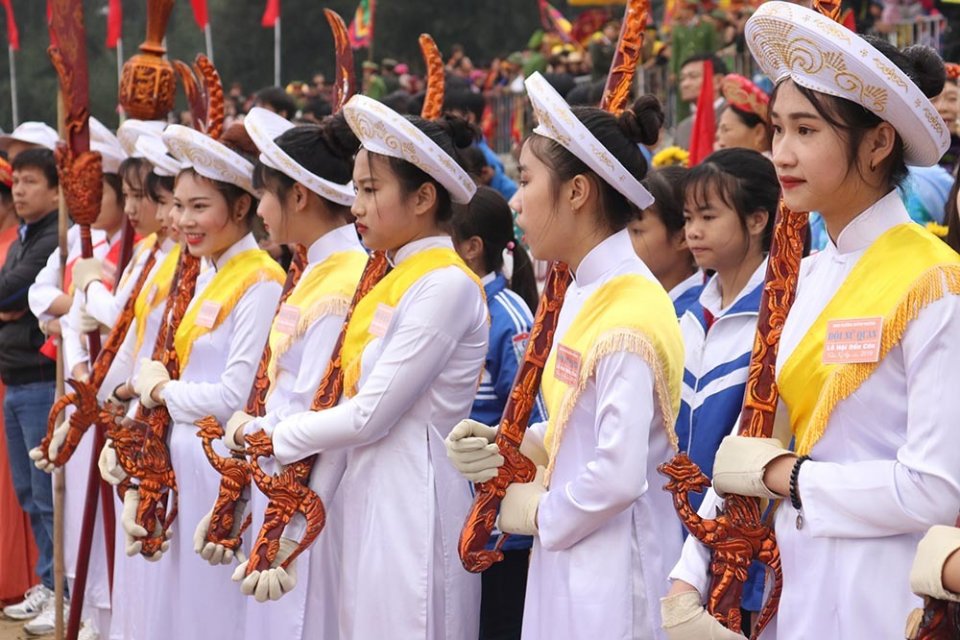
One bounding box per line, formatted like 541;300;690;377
106;0;122;49
0;0;18;51
261;0;280;27
538;0;576;46
190;0;209;29
688;59;716;166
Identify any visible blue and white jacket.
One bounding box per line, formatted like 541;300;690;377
670;270;705;319
677;260;766;512
472;272;543;552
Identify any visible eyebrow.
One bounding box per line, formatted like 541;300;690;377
770;110;821;121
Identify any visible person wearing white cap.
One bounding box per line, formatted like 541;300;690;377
185;107;366;639
95;133;184;640
126;123;285;640
0;122;60;160
662;3;960;639
264;96;488;640
445;72;685;640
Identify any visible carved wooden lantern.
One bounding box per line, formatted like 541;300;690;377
119;0;176;119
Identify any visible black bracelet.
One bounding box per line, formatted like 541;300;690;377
789;455;810;511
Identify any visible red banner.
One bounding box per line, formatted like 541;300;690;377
190;0;209;29
261;0;280;27
0;0;18;51
106;0;122;48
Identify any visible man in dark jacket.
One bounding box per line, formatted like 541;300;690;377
0;147;60;623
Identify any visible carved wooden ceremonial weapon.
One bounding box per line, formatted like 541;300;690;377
125;251;202;557
197;246;308;553
245;252;389;574
118;0;176;121
39;244;160;468
457;0;649;574
173;54;225;141
656;5;833;636
47;3;117;637
419;34;445;121
243;12;374;574
325;9;357;113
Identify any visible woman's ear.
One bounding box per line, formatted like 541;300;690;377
233;193;253;222
292;182;311;213
746;209;769;240
865;121;897;174
414;181;439;217
568;174;593;212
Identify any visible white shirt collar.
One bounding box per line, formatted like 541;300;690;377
389;235;454;267
307;224;364;265
573;228;635;287
160;236;178;252
213;232;259;270
700;257;767;315
669;270;704;302
831;190;909;255
480;271;497;286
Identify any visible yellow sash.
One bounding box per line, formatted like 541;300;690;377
117;233;157;291
267;250;367;384
174;249;285;368
134;243;181;355
341;246;483;397
541;274;684;482
778;223;960;455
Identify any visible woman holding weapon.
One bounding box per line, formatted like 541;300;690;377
662;3;960;638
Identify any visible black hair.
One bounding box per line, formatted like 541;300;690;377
452;186;539;312
0;183;11;206
252;113;358;217
146;172;175;203
637;165;689;234
459;145;489;181
381;91;415;116
372;114;479;223
119;157;150;194
103;172;125;210
302;97;332;120
12;148;58;188
527;95;663;231
444;91;486;122
681;147;779;252
680;52;728;76
725;104;765;130
770;38;944;192
255;86;298;120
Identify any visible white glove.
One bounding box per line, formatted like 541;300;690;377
910;525;960;602
77;305;101;334
72;257;103;292
712;435;793;500
193;498;249;566
445;419;503;483
134;359;170;409
121;489;169;561
224;411;254;453
497;466;545;536
661;590;748;640
98;439;128;486
28;424;67;473
232;537;299;602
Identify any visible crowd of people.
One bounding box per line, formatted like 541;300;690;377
0;1;959;640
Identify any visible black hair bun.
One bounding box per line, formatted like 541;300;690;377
319;112;360;161
438;114;480;149
903;44;946;99
618;95;664;147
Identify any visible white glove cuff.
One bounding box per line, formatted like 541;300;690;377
660;591;704;628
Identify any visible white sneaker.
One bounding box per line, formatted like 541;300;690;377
78;619;99;640
2;584;53;620
23;596;68;636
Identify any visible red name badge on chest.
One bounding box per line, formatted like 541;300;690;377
823;317;883;364
369;303;395;338
554;344;582;384
275;304;301;335
195;300;222;329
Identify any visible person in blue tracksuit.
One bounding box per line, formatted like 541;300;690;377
452;185;542;640
627;165;704;317
676;149;779;626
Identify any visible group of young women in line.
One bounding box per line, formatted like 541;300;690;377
25;3;960;639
